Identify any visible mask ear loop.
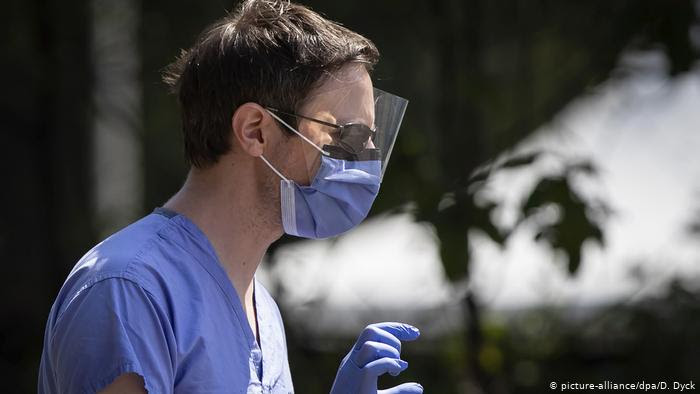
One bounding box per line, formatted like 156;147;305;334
266;109;330;157
259;154;298;237
260;155;289;182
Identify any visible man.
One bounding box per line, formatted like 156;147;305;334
38;1;422;393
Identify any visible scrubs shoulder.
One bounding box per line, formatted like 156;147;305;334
38;209;294;394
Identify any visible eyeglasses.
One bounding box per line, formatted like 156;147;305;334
266;107;376;154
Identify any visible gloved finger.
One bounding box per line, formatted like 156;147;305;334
378;383;424;394
370;322;421;342
355;341;401;367
362;357;408;378
353;325;402;354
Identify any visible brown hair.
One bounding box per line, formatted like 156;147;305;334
162;0;380;168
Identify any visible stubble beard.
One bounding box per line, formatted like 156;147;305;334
257;162;283;234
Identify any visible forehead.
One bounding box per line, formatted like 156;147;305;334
298;63;374;123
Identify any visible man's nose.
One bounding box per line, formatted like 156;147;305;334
365;137;376;149
320;130;334;146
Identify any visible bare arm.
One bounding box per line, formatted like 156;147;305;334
98;373;147;394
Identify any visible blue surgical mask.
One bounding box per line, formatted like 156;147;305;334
260;112;382;239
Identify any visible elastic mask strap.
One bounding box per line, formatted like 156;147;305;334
260;155;289;182
266;110;330;157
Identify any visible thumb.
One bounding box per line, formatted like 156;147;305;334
379;383;424;394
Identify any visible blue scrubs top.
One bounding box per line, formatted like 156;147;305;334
38;208;294;393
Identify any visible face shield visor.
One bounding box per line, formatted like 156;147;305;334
266;72;408;185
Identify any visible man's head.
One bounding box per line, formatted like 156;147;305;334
163;0;379;170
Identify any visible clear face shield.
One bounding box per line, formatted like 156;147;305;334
265;67;408;185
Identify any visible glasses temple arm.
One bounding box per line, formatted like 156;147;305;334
267;107;341;130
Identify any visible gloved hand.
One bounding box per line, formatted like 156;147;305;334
330;322;423;394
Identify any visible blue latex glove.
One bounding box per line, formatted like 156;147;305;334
330;322;423;394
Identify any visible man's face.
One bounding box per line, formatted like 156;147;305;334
280;63;375;186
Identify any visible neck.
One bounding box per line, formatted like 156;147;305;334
163;155;282;306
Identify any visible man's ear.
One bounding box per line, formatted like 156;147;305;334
231;103;276;157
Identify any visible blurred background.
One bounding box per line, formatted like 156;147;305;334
2;0;700;393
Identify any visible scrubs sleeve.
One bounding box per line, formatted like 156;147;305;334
49;277;175;394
